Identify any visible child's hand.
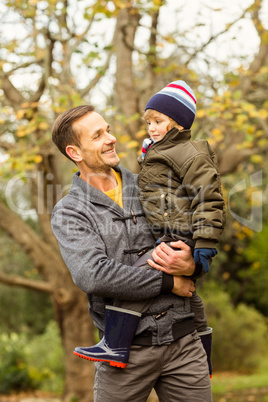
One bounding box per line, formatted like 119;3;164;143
147;240;195;276
194;248;218;273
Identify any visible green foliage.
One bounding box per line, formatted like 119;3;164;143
206;161;268;317
0;321;64;395
0;283;54;335
242;223;268;315
212;357;268;397
0;333;39;394
199;281;268;373
24;321;64;393
0;231;54;335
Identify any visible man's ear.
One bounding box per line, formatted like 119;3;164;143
66;145;82;163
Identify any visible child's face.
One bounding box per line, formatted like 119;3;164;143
145;112;171;142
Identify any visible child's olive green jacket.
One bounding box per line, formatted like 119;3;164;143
138;128;226;249
51;166;196;345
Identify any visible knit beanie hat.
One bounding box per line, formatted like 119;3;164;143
145;80;196;129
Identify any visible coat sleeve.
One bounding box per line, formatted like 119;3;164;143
51;204;169;301
180;153;226;248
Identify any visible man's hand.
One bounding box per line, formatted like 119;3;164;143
147;240;195;276
172;276;195;297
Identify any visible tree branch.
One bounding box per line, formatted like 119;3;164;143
241;0;268;96
216;142;268;176
0;141;16;151
1;74;25;107
79;49;114;97
69;18;95;53
29;77;46;103
185;7;249;66
1;58;44;75
0;201;65;277
0;272;53;293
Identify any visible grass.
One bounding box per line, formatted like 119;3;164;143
211;356;268;399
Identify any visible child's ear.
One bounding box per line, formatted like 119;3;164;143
66;145;83;163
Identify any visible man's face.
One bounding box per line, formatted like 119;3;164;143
71;111;120;173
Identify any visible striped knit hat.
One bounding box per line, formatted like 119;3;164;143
145;80;197;129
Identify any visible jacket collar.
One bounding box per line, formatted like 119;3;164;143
165;127;191;143
69;165;137;214
151;127;191;149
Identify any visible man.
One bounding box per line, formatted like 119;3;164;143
51;105;212;401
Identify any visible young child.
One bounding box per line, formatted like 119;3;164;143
73;80;226;376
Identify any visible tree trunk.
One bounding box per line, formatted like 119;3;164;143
114;6;141;173
0;201;96;401
59;286;96;402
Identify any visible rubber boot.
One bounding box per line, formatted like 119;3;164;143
198;327;213;378
73;306;141;368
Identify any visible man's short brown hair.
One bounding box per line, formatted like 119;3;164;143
52;105;94;161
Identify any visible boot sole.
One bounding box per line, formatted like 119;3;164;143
73;351;127;368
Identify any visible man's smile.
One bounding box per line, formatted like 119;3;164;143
102;148;116;154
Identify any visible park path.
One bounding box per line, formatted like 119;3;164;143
1;387;268;401
0;392;61;402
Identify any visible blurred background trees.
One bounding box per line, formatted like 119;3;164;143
0;0;267;401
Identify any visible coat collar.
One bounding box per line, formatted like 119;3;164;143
169;128;192;142
69;165;138;214
151;127;191;149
